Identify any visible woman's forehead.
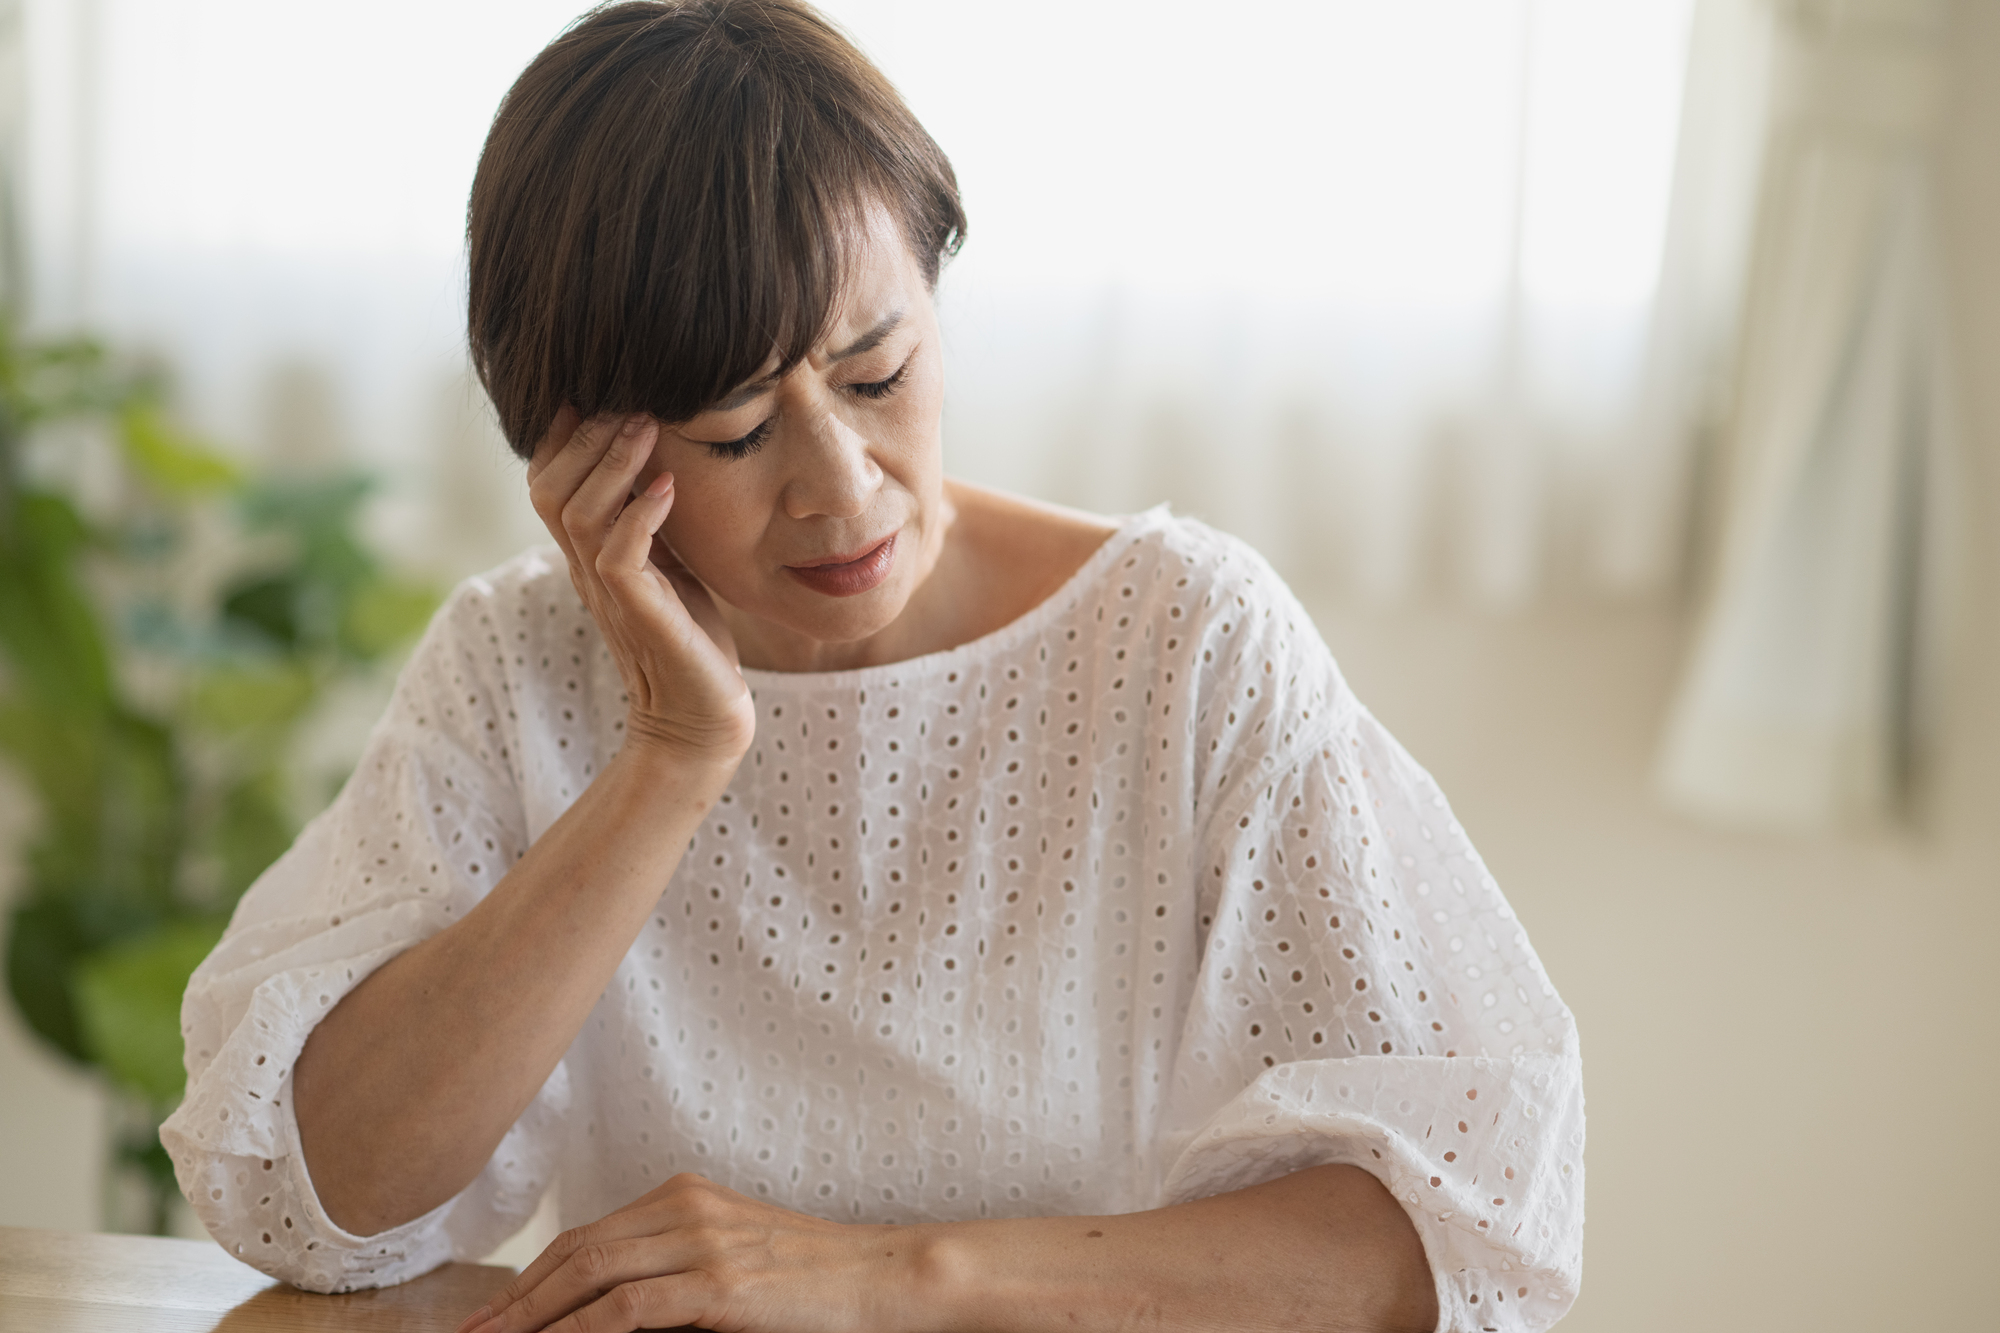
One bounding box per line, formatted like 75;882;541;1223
713;223;926;405
828;204;925;339
824;247;922;351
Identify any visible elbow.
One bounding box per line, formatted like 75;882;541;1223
1326;1164;1440;1333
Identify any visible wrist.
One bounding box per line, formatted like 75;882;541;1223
603;725;746;808
621;702;756;773
895;1222;983;1333
893;1219;1115;1333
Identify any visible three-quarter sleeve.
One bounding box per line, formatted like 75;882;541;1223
1160;700;1585;1332
160;574;566;1292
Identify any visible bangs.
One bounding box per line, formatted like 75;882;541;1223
469;0;965;458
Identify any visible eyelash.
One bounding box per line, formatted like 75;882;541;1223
702;359;912;460
849;360;910;401
706;419;773;460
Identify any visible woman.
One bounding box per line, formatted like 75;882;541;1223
162;3;1584;1331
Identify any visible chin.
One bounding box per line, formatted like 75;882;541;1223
774;584;912;646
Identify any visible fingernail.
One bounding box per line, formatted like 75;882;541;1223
453;1308;491;1333
644;471;674;498
622;414;648;435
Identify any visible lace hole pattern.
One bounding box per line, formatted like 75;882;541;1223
164;515;1582;1329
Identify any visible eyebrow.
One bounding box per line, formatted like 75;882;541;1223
711;310;906;411
832;309;904;361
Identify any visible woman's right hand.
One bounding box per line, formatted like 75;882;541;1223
528;407;756;767
293;409;756;1237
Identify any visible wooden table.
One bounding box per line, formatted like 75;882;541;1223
0;1226;515;1332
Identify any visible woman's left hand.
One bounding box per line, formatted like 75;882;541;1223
457;1174;921;1333
458;1163;1437;1333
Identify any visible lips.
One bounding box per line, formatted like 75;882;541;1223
785;533;898;597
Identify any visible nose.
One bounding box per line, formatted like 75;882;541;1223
781;401;882;522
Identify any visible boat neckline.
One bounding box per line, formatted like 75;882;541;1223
738;504;1173;691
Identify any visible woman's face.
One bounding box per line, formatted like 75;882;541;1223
634;207;947;671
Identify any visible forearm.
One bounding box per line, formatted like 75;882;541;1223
910;1165;1437;1333
292;742;736;1236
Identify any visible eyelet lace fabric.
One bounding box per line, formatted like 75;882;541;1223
162;508;1583;1331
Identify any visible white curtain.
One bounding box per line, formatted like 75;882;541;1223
20;0;1744;604
1656;0;1956;830
887;0;1737;606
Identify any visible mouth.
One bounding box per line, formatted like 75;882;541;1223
784;533;898;597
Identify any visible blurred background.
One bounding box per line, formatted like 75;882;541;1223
1;0;1995;1328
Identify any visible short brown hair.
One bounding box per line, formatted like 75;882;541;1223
468;0;966;457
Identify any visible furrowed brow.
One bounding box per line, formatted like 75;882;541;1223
708;311;907;412
714;375;781;412
830;310;904;362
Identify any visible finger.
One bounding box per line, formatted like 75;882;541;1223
528;408;616;521
544;1274;710;1333
483;1236;706;1333
594;489;702;668
648;529;691;580
473;1208;681;1327
557;418;661;560
525;404;583;487
596;470;676;588
528;413;636;544
471;1228;598;1327
646;533;715;611
528;410;620;572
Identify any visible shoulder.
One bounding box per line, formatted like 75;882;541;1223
364;545;616;829
1031;504;1336;680
385;544;594;725
1134;512;1337;686
433;544;578;633
1109;514;1357;805
414;545;594;673
1142;511;1289;607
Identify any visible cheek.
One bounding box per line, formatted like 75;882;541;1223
910;352;946;427
658;472;764;576
882;367;946;470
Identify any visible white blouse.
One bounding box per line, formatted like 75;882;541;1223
162;507;1584;1332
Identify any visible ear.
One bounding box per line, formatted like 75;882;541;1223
527;404;584;484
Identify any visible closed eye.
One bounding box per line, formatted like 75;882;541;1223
698;354;907;455
704;418;773;460
848;359;911;401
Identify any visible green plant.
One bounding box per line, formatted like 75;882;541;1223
0;321;438;1233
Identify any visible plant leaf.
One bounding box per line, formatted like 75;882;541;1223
0;491;114;711
211;770;295;903
185;662;317;734
0;704;183;931
118;404;241;495
10;337;125;424
341;577;439;659
0;699;105;839
220;575;303;650
4;896;91;1064
73;918;227;1105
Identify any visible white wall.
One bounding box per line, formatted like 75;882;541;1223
1316;595;1993;1330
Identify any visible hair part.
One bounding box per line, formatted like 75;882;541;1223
468;0;966;458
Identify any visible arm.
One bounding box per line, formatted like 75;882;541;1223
1155;673;1583;1331
290;741;735;1235
293;411;755;1236
921;1164;1436;1332
457;1163;1437;1333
